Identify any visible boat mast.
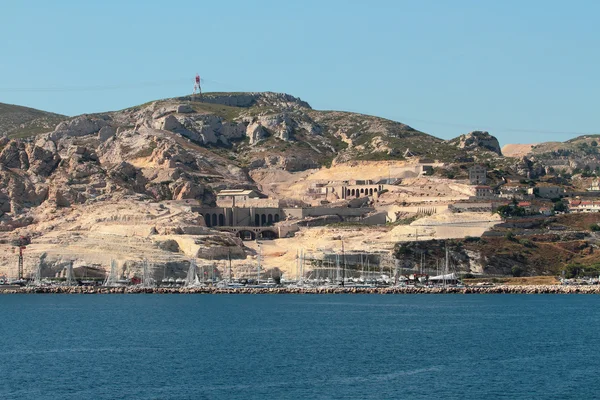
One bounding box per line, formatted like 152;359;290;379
257;243;261;284
361;253;364;281
228;248;232;283
341;240;346;287
301;249;305;284
444;244;449;288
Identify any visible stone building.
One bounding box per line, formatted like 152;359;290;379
527;186;562;199
216;189;277;207
474;185;493;199
468;165;487;185
323;180;384;201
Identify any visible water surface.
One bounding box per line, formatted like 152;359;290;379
0;294;597;399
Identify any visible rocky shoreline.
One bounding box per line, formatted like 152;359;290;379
1;285;599;295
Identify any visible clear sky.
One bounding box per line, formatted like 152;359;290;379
1;0;598;146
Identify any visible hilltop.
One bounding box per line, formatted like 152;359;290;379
0;102;66;138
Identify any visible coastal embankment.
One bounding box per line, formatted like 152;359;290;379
1;285;600;294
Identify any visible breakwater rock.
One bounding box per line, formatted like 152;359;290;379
2;285;600;295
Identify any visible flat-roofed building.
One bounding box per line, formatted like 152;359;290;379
216;189;271;207
468;165;487;185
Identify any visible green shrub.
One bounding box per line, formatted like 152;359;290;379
511;265;525;277
519;239;535;248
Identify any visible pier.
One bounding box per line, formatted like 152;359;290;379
2;285;600;295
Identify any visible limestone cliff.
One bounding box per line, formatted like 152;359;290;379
447;131;502;156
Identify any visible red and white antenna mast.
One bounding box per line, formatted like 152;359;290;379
193;73;201;96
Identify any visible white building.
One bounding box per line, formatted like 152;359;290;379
569;200;600;213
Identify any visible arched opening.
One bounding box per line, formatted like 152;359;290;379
369;188;373;196
267;214;273;225
212;214;217;227
218;214;225;226
261;214;267;226
346;189;351;196
237;230;256;241
351;189;355;196
356;190;360;198
255;214;260;226
259;230;278;240
204;214;211;227
374;188;378;193
360;188;364;194
274;214;280;223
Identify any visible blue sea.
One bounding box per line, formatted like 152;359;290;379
0;294;598;399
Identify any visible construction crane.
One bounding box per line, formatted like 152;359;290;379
11;235;31;281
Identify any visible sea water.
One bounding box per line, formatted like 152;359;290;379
0;294;598;399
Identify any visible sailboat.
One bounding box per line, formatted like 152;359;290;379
140;259;156;288
184;259;203;288
103;260;119;287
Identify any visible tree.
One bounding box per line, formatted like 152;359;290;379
505;231;516;241
553;201;566;213
592;140;598;147
496;205;526;218
590;224;600;232
511;265;525;277
565;263;584;279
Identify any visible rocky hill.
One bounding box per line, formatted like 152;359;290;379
502;135;600;175
0;91;597;280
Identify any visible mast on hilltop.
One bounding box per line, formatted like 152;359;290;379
193;73;202;97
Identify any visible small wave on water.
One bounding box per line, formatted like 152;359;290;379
2;346;156;356
332;366;443;385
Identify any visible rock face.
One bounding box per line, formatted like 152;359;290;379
50;116;108;141
98;126;116;142
246;122;268;145
27;140;60;176
448;131;502;156
515;156;545;179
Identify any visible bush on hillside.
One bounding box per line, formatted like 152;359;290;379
511;265;525;277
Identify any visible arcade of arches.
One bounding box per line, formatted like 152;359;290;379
338;185;383;199
202;212;280;228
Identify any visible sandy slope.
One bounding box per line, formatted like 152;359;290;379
501;143;535;157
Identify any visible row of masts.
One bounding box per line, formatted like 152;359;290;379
293;245;454;286
23;240;455;287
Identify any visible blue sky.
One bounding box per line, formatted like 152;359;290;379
1;0;598;145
